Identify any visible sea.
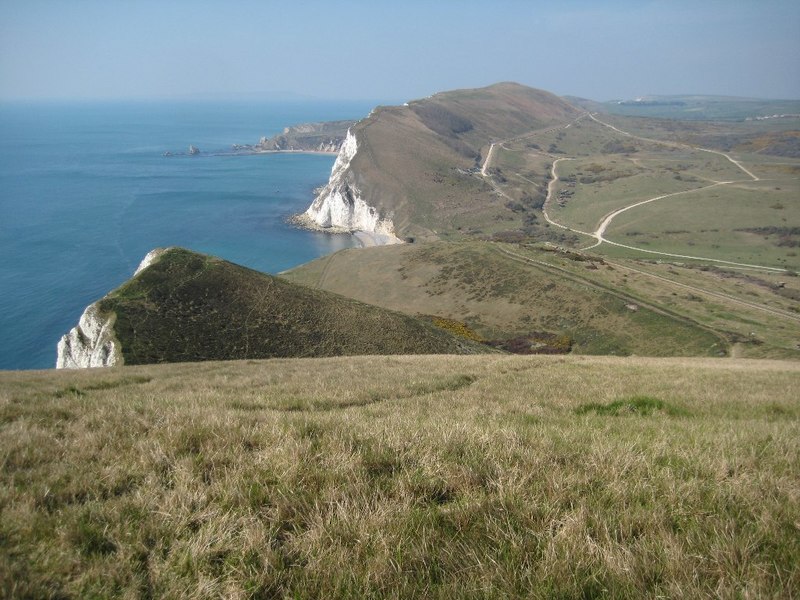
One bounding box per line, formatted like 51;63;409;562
0;99;375;370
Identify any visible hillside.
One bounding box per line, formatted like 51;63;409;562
2;354;798;597
248;120;354;153
58;248;490;367
57;83;799;367
285;240;800;359
301;82;581;241
300;83;798;274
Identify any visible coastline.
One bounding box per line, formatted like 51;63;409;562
172;148;340;158
237;148;338;156
290;214;402;248
0;100;369;370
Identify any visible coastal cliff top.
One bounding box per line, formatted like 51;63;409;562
95;247;491;364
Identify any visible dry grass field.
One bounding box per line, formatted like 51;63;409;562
2;354;798;598
285;241;800;359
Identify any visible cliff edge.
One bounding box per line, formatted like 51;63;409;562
56;303;121;369
56;249;172;368
299;130;401;241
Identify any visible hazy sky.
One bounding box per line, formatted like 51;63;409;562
1;0;798;102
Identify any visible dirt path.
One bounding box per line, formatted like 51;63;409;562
480;113;781;271
542;157;591;236
535;115;783;272
480;114;588;178
480;143;498;176
317;251;338;289
589;114;760;181
583;181;731;249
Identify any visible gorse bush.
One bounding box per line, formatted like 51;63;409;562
430;316;485;342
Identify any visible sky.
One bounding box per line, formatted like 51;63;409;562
1;0;799;103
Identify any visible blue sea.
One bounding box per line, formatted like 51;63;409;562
0;100;373;370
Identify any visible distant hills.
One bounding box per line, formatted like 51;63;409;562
250;120;354;153
566;94;800;121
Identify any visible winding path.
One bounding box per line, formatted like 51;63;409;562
538;115;785;272
479;112;783;272
582;181;731;250
589;114;760;181
480;114;588;177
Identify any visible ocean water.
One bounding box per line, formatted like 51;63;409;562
0;100;373;370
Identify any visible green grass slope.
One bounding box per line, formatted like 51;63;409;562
284;241;728;357
482;107;799;270
2;354;798;597
96;248;490;365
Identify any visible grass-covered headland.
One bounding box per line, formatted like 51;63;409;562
2;355;798;598
98;248;489;364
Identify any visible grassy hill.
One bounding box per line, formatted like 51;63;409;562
4;84;800;598
343;82;581;240
284;240;800;359
95;248;490;364
474;106;800;270
2;354;798;597
284;241;731;357
340;85;797;271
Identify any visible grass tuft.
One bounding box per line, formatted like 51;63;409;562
575;395;688;417
70;512;118;557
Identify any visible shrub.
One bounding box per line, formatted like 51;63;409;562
430;317;485;342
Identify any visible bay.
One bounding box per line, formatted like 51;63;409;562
0;100;372;370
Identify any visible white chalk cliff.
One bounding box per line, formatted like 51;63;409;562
56;248;170;369
302;130;399;239
56;303;121;369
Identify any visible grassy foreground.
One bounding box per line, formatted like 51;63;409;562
2;355;799;598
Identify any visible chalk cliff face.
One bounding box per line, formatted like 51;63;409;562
56;303;121;369
56;249;170;369
302;130;398;237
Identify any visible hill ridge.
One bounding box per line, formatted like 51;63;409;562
301;82;580;241
56;247;492;368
